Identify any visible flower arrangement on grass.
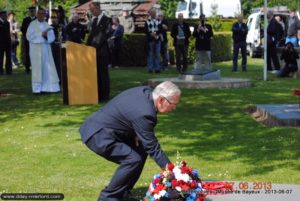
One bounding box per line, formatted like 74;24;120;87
143;160;206;201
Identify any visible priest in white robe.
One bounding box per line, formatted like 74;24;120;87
26;8;60;94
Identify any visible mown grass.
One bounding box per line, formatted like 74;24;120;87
0;57;299;200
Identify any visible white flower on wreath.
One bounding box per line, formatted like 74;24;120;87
173;166;190;183
154;190;167;199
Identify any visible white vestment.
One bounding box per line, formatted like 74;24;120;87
26;19;60;93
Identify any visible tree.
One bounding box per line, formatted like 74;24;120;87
158;0;181;18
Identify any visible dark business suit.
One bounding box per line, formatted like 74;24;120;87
0;18;12;75
87;15;111;102
232;22;248;71
21;16;36;73
171;22;191;72
79;86;170;201
267;17;281;71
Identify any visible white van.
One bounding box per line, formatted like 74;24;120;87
175;0;241;18
246;6;297;57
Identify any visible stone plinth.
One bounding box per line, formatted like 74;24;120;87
179;69;221;81
148;77;251;89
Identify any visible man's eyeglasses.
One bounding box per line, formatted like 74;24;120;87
163;97;177;106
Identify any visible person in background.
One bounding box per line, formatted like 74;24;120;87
86;1;111;102
267;10;281;73
285;9;300;47
231;15;248;72
7;12;20;68
79;81;181;201
193;14;214;71
119;7;135;34
57;5;68;28
171;13;191;73
66;13;86;43
21;6;36;74
278;42;299;77
0;10;12;75
274;15;285;47
108;16;124;68
157;11;169;69
26;8;60;94
145;8;162;73
50;9;66;84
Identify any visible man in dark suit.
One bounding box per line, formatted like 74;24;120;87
21;6;36;74
171;13;191;73
86;1;111;102
79;81;181;201
267;10;281;72
0;11;12;75
232;15;248;72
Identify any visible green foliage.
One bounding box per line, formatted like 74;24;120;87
241;0;300;16
5;0;78;23
120;32;232;66
167;32;233;65
120;34;147;66
158;0;181;18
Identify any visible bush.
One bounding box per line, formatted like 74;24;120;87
167;32;233;65
120;33;147;66
118;32;232;67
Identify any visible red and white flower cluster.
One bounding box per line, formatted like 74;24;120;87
144;161;206;201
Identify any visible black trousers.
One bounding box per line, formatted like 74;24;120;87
175;44;188;73
51;43;62;84
96;53;110;102
232;41;247;71
86;129;147;201
23;36;31;72
111;47;121;67
0;45;12;75
267;43;280;71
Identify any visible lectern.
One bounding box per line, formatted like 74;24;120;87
64;41;98;105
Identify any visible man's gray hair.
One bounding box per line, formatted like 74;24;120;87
153;81;181;100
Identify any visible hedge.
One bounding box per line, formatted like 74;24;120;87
120;32;232;67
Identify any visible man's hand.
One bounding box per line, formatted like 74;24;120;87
41;31;47;37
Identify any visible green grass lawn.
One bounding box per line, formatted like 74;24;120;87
0;58;299;200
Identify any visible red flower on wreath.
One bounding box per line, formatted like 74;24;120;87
168;163;175;171
181;166;192;174
171;180;179;188
153;178;161;185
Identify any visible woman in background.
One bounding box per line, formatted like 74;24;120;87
108;16;124;68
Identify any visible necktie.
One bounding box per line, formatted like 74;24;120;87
92;17;98;30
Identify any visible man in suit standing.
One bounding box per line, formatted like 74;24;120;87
171;13;191;73
21;6;36;74
86;1;111;102
232;15;248;72
0;10;12;75
79;81;181;201
267;10;281;73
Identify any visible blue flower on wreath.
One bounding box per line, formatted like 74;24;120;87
192;169;200;178
186;192;197;201
166;182;171;188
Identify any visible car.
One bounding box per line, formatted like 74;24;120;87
246;6;299;58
